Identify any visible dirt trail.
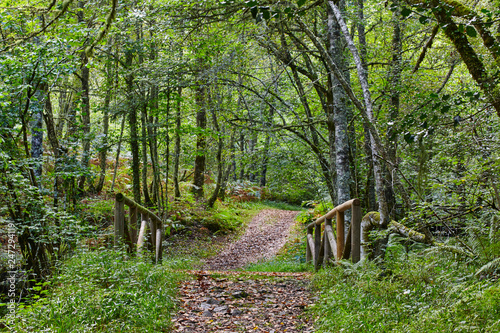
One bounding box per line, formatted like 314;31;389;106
172;209;315;333
203;209;299;270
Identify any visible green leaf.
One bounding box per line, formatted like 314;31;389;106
262;9;270;20
419;16;429;24
441;105;451;114
466;26;477;38
401;7;412;18
250;6;258;19
245;0;258;8
404;132;415;144
297;0;306;7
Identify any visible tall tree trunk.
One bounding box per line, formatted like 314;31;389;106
207;107;224;208
141;102;152;206
329;0;389;224
30;89;44;181
110;115;126;192
173;87;182;198
239;133;245;181
356;0;377;212
327;1;352;209
77;1;91;193
384;3;402;219
125;48;141;204
260;108;273;187
95;57;113;194
41;84;64;208
192;78;207;199
147;84;161;206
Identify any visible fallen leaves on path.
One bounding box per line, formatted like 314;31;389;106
172;271;314;333
203;209;299;270
172;209;316;332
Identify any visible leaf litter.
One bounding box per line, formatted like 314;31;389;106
172;209;315;332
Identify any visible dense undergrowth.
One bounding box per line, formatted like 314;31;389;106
2;249;184;332
311;247;500;332
0;199;303;332
2;196;499;332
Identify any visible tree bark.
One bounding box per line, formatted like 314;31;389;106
95;56;113;194
125;48;141;204
173;87;182;198
207;107;224;208
329;1;389;225
327;1;352;209
192;78;207;199
77;1;91;192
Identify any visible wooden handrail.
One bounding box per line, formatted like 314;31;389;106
114;193;163;264
306;198;362;270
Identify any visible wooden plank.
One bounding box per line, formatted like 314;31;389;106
323;232;330;266
306;228;313;263
307;198;361;229
137;218;148;252
123;215;133;252
307;233;315;264
351;203;362;263
342;224;352;260
325;225;337;260
115;193;162;225
114;199;125;246
129;206;138;244
155;227;162;264
318;226;325;268
336;211;345;261
324;218;332;265
150;218;157;250
314;224;321;270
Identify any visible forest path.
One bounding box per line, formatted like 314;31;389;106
203;209;299;270
172;209;315;332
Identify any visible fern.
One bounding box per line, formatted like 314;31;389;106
475;257;500;277
424;244;475;258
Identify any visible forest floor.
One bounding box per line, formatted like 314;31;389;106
171;209;316;332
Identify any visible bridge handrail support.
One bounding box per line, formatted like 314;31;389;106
114;193;163;264
306;198;361;270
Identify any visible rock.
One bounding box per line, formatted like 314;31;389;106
206;298;221;305
213;305;228;313
200;303;212;310
232;290;248;298
231;309;243;316
202;310;213;317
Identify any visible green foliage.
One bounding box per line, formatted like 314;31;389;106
310;249;500;332
1;249;184;332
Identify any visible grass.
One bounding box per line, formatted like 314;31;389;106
309;248;500;332
1;249;185;332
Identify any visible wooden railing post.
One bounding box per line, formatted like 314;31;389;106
314;223;321;270
336;211;345;261
114;193;165;263
306;198;361;267
129;206;138;244
351;201;362;263
137;214;148;253
156;227;162;264
114;197;125;246
150;217;157;250
306;227;314;264
324;218;332;266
